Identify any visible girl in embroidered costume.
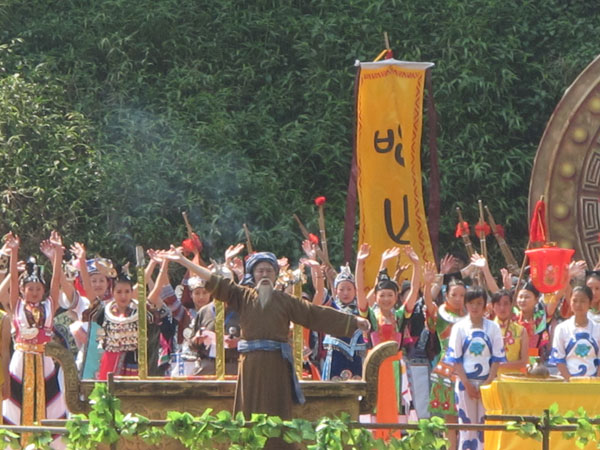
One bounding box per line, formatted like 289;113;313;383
320;264;366;380
445;287;505;450
356;243;421;440
71;242;117;379
425;272;465;450
2;232;67;436
95;262;169;380
515;281;560;361
491;289;528;374
550;285;600;380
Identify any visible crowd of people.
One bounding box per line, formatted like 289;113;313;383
0;229;598;450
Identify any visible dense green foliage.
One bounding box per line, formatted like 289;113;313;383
0;0;598;266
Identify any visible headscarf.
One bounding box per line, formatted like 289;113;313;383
375;269;398;293
334;264;355;289
187;276;206;290
86;258;117;278
241;252;279;286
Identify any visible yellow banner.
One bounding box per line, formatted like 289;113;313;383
356;60;434;290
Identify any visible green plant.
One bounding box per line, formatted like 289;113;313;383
2;0;598;268
56;383;451;449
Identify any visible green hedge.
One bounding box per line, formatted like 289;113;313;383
1;0;598;267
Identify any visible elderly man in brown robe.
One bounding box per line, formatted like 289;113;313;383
164;249;370;422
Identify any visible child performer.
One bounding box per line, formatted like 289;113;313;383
491;289;529;374
72;242;117;378
425;272;466;450
445;287;506;450
95;265;171;380
183;269;240;376
3;232;67;431
550;285;600;380
356;243;420;440
515;282;559;359
321;264;367;380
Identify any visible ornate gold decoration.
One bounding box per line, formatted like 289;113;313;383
360;341;398;414
530;55;600;266
45;340;88;414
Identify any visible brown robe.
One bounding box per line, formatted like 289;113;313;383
206;275;358;420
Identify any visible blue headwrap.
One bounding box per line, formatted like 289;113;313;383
85;258;117;279
241;252;279;286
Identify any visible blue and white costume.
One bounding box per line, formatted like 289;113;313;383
445;317;506;450
549;317;600;377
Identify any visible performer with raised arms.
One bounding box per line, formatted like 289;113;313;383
162;246;370;449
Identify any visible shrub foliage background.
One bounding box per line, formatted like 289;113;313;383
1;0;598;265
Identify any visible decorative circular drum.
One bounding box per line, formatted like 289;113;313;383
530;54;600;266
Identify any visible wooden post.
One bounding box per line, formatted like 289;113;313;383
215;301;225;380
293;276;303;380
243;223;254;254
136;246;148;379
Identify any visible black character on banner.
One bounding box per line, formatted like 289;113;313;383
373;125;404;166
384;196;410;244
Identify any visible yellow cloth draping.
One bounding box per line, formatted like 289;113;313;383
355;59;434;290
482;377;600;449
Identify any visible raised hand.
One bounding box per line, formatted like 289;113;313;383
4;232;19;251
278;257;289;272
49;230;64;250
299;257;320;268
403;246;420;264
158;245;185;263
439;253;457;274
356;243;371;261
230;257;244;280
500;268;512;290
568;260;587;281
470;252;487;269
70;242;87;262
301;239;317;260
147;248;163;264
381;247;401;264
225;243;245;262
423;261;437;284
0;234;12;256
40;239;55;260
393;264;410;282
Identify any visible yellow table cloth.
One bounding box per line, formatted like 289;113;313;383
481;376;600;449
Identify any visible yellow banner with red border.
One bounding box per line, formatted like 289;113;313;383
356;59;435;290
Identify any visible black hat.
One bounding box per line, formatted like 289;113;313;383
375;269;398;293
19;257;45;286
520;281;540;298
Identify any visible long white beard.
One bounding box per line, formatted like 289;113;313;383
257;279;274;308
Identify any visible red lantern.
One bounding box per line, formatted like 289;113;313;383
525;245;574;293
